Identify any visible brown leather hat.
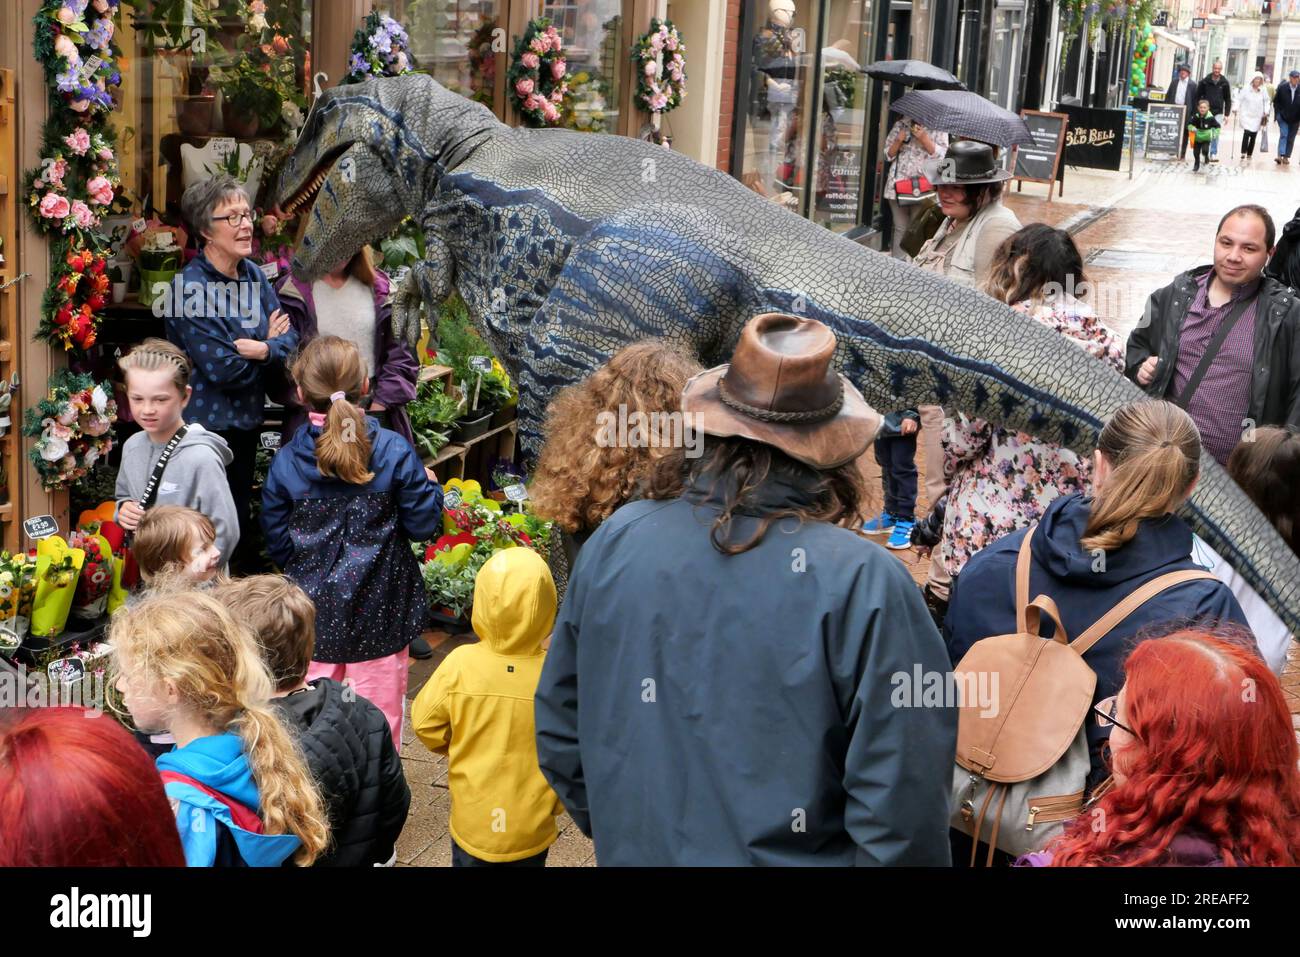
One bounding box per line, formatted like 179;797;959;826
681;313;881;469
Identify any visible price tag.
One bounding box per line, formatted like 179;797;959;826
23;515;58;541
48;657;85;687
78;55;103;82
469;356;494;374
131;218;148;234
258;260;280;280
210;136;237;158
504;483;529;503
444;488;462;509
260;431;281;451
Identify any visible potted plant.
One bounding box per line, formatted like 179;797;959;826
215;2;306;139
134;231;183;309
407;381;463;462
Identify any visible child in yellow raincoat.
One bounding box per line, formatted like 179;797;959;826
411;547;565;866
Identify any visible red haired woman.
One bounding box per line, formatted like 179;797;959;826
1022;630;1300;866
0;707;185;866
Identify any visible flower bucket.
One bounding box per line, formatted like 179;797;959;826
138;268;177;309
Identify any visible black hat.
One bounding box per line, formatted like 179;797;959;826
923;140;1012;187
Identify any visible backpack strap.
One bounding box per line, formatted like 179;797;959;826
1014;526;1037;633
1069;570;1219;657
159;770;264;834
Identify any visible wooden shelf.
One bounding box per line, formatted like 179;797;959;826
429;442;467;467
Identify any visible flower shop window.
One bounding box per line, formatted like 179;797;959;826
372;0;504;113
110;0;313;247
539;0;625;133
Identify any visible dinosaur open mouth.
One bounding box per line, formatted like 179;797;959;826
281;162;331;216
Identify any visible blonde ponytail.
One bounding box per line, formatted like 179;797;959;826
292;336;374;485
109;587;331;865
235;705;331;864
1081;400;1201;553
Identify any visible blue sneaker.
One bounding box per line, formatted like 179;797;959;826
886;520;916;550
863;511;895;535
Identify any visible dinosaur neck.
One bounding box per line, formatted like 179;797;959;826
409;84;503;172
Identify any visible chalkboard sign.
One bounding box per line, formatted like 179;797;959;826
1057;104;1127;171
22;515;58;540
1145;103;1185;160
1012;110;1068;200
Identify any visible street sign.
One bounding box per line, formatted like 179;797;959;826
1145;104;1186;161
1012;110;1068;200
1058;104;1128;171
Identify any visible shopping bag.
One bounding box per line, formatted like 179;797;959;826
31;536;85;637
1262;127;1270;153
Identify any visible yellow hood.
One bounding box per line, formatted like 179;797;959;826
470;547;557;657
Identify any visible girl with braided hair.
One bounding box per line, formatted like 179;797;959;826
116;338;239;568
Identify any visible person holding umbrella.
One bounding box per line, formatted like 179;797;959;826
883;114;948;259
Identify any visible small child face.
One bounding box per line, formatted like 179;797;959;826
1198;103;1210;115
114;652;172;731
186;535;221;582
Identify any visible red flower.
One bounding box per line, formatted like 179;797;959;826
87;293;106;311
55;303;74;326
89;256;106;275
433;532;476;552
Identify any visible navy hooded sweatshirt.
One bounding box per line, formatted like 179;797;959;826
945;492;1248;789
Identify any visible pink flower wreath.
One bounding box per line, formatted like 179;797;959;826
507;18;569;127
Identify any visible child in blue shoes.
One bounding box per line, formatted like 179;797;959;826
863;409;920;550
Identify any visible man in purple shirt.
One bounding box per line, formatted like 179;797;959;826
1127;205;1300;465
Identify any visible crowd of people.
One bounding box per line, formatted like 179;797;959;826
2;156;1300;868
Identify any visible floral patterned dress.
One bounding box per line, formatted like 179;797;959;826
939;297;1124;580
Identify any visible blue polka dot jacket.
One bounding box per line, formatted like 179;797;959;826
164;251;299;431
261;417;445;663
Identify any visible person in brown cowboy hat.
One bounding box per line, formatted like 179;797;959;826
535;312;957;865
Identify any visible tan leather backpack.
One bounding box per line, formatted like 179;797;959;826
949;526;1215;865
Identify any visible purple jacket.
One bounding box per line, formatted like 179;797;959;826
272;269;418;446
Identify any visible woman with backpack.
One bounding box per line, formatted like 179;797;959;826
945;399;1249;795
1021;629;1300;866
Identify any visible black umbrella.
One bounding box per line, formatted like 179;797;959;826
891;90;1034;147
863;59;965;91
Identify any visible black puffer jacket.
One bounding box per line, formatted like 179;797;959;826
274;678;411;867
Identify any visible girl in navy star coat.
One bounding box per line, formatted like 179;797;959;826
261;336;443;745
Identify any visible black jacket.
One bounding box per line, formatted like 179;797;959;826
1125;264;1300;434
1196;74;1231;115
1267;207;1300;289
1165;75;1194;108
1275;81;1300;124
274;678;411;867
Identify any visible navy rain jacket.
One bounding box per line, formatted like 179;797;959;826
945;492;1248;788
535;467;957;866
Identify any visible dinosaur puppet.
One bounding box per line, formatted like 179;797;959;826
276;75;1300;635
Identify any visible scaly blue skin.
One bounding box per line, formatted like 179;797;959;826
277;75;1300;635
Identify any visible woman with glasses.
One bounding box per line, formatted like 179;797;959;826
168;174;298;573
945;400;1250;796
1021;629;1300;866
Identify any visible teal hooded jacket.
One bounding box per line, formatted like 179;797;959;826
156;732;301;867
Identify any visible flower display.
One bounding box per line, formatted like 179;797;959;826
416;479;552;618
23;0;124;365
69;530;112;617
22;369;118;491
343;11;415;84
633;19;687;116
508;19;569;127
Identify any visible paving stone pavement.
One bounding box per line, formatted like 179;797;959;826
396;145;1300;863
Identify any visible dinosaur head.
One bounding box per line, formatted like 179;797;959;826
276;74;500;279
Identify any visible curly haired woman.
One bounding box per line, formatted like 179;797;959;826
1021;629;1300;866
529;340;702;600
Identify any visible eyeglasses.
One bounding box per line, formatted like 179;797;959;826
216;211;254;228
1093;695;1138;738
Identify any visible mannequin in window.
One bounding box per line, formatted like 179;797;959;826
751;0;800;196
